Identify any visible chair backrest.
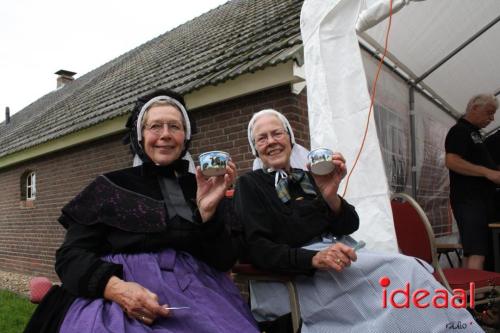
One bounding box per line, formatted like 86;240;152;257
392;194;500;302
29;277;53;304
390;193;437;265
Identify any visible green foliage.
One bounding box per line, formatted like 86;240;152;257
0;290;36;333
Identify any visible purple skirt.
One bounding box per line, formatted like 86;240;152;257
59;249;259;332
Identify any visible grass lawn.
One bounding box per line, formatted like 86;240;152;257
0;290;36;333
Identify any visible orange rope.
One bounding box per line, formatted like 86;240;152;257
342;0;394;197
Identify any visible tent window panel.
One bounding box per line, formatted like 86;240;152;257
374;104;411;194
417;115;453;237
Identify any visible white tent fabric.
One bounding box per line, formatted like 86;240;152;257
359;0;500;133
300;0;500;251
357;0;499;242
301;0;398;251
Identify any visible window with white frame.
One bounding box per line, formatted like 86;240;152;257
22;171;36;200
26;171;36;200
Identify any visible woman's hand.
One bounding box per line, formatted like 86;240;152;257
312;242;357;272
195;161;237;222
104;276;170;325
308;153;347;213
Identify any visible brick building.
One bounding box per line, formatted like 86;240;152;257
0;0;456;280
0;0;309;279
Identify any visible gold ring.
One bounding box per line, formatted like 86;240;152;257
335;259;342;265
140;315;146;321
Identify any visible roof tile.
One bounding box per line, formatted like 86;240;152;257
0;0;303;158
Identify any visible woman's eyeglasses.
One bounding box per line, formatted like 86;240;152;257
255;129;287;146
144;122;183;135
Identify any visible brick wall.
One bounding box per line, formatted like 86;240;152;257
0;84;309;279
190;85;310;172
0;134;131;279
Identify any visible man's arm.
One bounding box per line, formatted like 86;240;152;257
446;153;500;184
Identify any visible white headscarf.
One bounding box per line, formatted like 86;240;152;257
133;95;195;173
248;109;309;172
135;95;192;143
247;109;296;156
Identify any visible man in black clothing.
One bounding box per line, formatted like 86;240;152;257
445;94;500;270
486;130;500;221
486;130;500;166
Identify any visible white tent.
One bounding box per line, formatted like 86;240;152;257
301;0;500;250
359;0;500;133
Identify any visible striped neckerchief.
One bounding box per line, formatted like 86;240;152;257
264;168;316;203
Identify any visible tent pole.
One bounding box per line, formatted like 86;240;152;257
409;86;417;199
359;43;457;118
415;15;500;84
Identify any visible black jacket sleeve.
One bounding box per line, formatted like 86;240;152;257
196;203;238;271
55;215;123;298
318;195;360;236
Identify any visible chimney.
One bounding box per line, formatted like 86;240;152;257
5;106;10;124
55;69;77;89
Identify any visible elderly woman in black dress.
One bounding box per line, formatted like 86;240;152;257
234;109;482;333
24;89;259;333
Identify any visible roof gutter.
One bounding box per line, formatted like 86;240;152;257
0;61;302;170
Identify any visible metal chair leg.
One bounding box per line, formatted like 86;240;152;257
445;253;454;268
285;281;301;333
455;249;463;266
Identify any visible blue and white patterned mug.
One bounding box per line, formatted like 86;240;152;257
199;151;229;177
308;148;334;175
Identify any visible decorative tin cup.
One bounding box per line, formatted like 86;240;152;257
308;148;334;175
199;151;229;177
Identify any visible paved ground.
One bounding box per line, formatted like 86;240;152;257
0;269;34;297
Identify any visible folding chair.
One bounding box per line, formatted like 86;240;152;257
29;276;54;304
225;189;301;333
435;203;463;268
390;192;500;306
436;243;462;268
232;264;301;333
